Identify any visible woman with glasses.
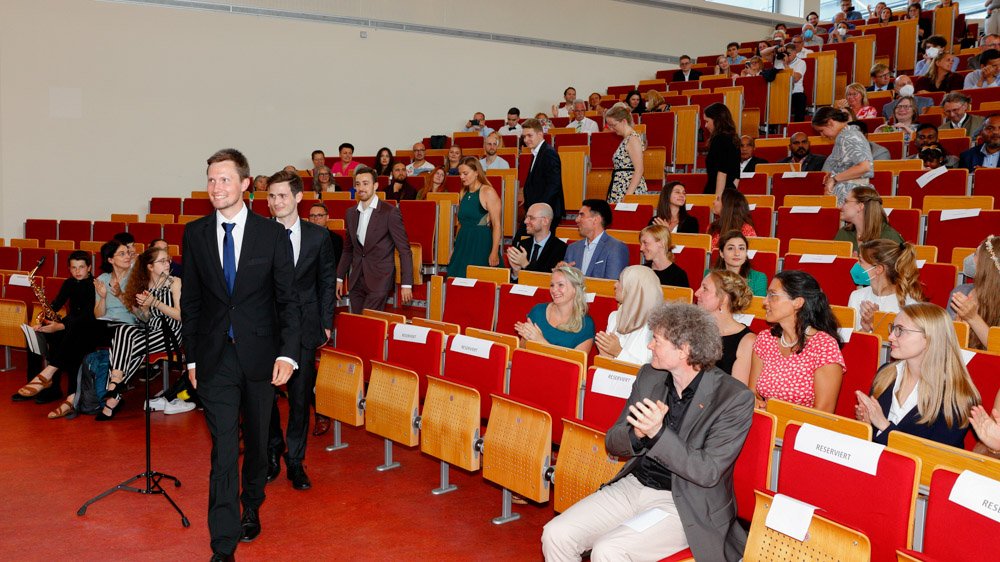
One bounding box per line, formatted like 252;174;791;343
855;303;980;447
884;95;919;142
313;165;336;193
97;246;187;420
848;240;925;332
835;83;877;121
750;270;845;412
94;238;137;326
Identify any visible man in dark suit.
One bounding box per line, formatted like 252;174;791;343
959;115;1000;171
336;166;414;314
739;135;768;173
305;201;343;437
519;118;563;236
865;63;894;92
778;132;828;171
506;202;567;281
263;170;336;491
181;149;301;561
671;55;702;82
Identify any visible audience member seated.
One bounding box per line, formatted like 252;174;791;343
725;41;746;65
805;10;820;28
551;87;576;118
964;49;1000;89
950;235;1000;349
915;51;964;93
851;120;891;160
588;93;603;112
880;95;918;142
708;189;756;249
908;124;960;167
715;55;732;78
639;225;690;288
515;265;595;353
802;23;824;48
855;303;981;447
508;203;566;281
13;251;99;417
710;230;767;297
780;132;828;170
624;90;646;115
918;143;950;169
417;166;447;200
914;35;960;76
373;147;394;177
406;142;434;176
534;112;554;133
253;175;269;192
959;115;1000;171
834;186;904;253
968;34;1000;70
462;111;495;137
310;149;325;184
501;107;522;137
149;238;182;279
741;56;764;77
756;41;775;64
971;392;1000;458
883;75;933;119
562;199;629;280
595;265;663;364
94;239;137;327
385;162;417;202
943;92;986;137
828;18;851;44
948;250;977;319
447;157;501;278
905;3;931;43
750;270;846;413
541;303;753;562
672;55;702;82
445;145;463;175
650;181;699;233
605;103;647;204
739;135;767;173
643;90;670;113
696;270;756;383
814;107;874;206
98;246;189;421
329;142;360;177
479;132;510;170
867;63;893;92
836;82;877;120
848;240;924;332
567;100;600;133
306;202;344;268
873;5;894;26
703;103;741;195
313;165;335;193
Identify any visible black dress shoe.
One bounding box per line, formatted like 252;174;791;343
209;552;234;562
287;462;312;490
240;506;261;542
264;449;282;483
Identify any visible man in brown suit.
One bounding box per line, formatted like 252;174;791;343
335;166;413;313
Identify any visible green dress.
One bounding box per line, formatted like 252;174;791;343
448;188;495;278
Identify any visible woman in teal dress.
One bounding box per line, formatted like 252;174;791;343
515;266;595;352
447;156;502;278
707;230;768;297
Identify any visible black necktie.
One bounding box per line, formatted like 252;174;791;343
529;243;540;263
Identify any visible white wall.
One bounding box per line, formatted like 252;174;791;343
0;0;778;238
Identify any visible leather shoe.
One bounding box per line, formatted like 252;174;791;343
209;552;234;562
313;414;331;436
287;462;312;490
264;448;282;483
239;506;261;542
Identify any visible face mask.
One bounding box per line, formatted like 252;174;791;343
926;46;941;58
804;30;814;40
898;84;915;97
851;262;876;286
838;28;847;36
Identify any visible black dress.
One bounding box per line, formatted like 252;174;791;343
717;325;753;376
649;262;690;288
648;214;700;234
703;134;740;194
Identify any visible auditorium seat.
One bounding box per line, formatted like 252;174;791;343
781;254;855;305
610;203;654;231
972;167;1000;204
442;277;497;332
92;221;126;243
332;312;387;380
385;322;445;400
9;239;37;249
552;418;624;513
24;219;57;243
495;283;549;336
419;376;482;491
917;262;957;308
19;248;55;276
399;200;438;270
924;210;1000;264
896;169;969;212
885;208;921;243
149;197;182;218
364;360;420;469
508;348;584;444
581;361;637;430
162;223;185;247
835;331;881;419
771;172;827;206
442;333;508;419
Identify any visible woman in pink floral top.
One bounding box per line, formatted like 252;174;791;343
329;142;360;176
750;270;846;412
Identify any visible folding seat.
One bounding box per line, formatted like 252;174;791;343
24;219;57;242
671;245;708;286
734;76;767;115
895;169;968;212
552;418;625;513
385;321;445;399
323;199;357;222
482;394;552;523
10;239;38;249
0;247;20;271
251;199;270;216
972;167;1000;203
918;262;957;308
442;277;496;332
452;136;482;150
581;361;638;430
149;197;182;217
737;172;768;195
732;410;777;522
332;312;387;380
182;198;213;216
781;254;856;306
0;298;29;369
751;140;789;163
589;132;620;169
885;208;921;243
774;207;842;252
419;376;482;494
822;43;857;83
495;283;549;336
127;222;163;243
965;349;1000;449
363;360;420;471
552;132;588;148
640;112;676;166
54;220;89;246
924;210;1000;264
610;203;653;231
162;223;185;247
770;171;827;206
442;333;508;418
607;85;634;97
19;248;55;276
835;331;881;419
787;239;853;257
507;348;583;444
588;294;618;334
399;200;438;270
92;221;126;242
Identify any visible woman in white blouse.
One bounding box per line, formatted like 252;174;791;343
847;239;924;332
595;265;664;365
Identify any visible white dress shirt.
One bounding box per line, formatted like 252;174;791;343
286;217;301;266
876;363;919;438
581;231;604;274
568;117;600;133
356;195;378;246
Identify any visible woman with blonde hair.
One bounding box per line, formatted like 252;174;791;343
595;266;664;364
696;270;757;383
849;239;925;332
951;234;1000;349
643;90;669;113
604;102;647;204
639;225;690;288
515;266;595;352
835;83;877;120
834;186;904;252
855;303;981;447
915;51;964;92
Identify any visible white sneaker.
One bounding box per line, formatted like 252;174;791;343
163;399;196;415
145;397;168;411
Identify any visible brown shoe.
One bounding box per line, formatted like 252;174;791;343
17;375;53;398
312;414;331;436
48;398;76;419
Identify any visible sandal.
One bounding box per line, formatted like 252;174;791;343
16;375;53;398
48;399;76;420
95;380;124;422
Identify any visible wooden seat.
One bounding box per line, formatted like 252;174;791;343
177;214;200;224
583;276;615;297
464;328;517;361
411;316;461;337
748;236;781;254
787;239;854;257
552;419;624;513
766;399;872;441
361;308;407;325
314;348;365;449
670;232;712;252
110;213;139;223
9;238;38;249
43;240;74;251
782;195;837;208
364;360;420;470
525;340;587;372
922;195;993;214
988;326;1000;353
482;394;552;521
881;196;912;209
873;159;922;173
145;213;175;224
887;431;1000;489
0;299;28;370
420;376;482;493
912;245;938;263
466;265;510;285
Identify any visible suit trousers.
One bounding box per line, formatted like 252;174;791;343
267;344;316;463
347;271;390;314
541;474;688;562
199;343;275;555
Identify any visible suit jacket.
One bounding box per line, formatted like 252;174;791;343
513;234;567;276
779;153;827;171
959;144;999;171
524;142;564;228
865;84;894;93
606;365;755;562
295;221;337;350
945;113;986;138
671;69;703;82
740;156;767;173
181;209;301;381
328;230;344;269
563;232;629;280
336;199;414;292
882;95;934;120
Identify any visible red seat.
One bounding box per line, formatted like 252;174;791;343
924;210;1000;264
687;205;710;233
324;199;357;222
252;199;270;216
332;312;387;380
869;170;893;196
453;136;483;150
508;349;583;444
163;223;185;247
443;278;497;332
749;206;774;237
496;283;549;336
606;85;634;97
552;132;589;148
918;262;958;308
58;220;91;245
182;198;213;216
149;197;182;217
589;132;620;169
442;333;508;419
92;221;127;243
640;112;676;166
671;246;707;286
4;273;38;306
734;76;767;114
782;254;856;305
399;200;438;267
779;423;919;562
885;208;920;243
588;294;618;335
864;26;898;73
965;350;1000;450
896;169;969;211
610;204;653;231
822;42;857;83
19;248;56;276
835;331;881;418
753;145;788;163
0;247;20;271
737;173;768;195
774;207;842;251
972;167;1000;205
24;219;57;242
733;411;777;522
127;222;163;244
385;322;445;399
770;172;827;206
582;364;635;431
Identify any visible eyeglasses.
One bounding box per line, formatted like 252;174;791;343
888;324;924;337
765;291;790;300
153;258;172;265
875;73;891;79
318;172;331;176
113;251;130;258
308;213;328;219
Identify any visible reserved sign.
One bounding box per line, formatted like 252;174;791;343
393;323;430;345
949;470;1000;524
794;423;884;476
590;368;636;399
449;334;493;359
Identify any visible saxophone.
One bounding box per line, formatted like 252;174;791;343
26;257;63;324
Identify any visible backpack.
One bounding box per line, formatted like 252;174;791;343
75;349;110;415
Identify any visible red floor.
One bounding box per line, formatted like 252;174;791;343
0;351;550;561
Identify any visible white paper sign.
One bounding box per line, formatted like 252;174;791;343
8;274;30;287
960;348;976;366
615;202;639;212
838;328;853;343
747;249;758;259
449;334;493;359
948;470;1000;524
765;493;817;541
916;260;926;269
940;209;981;221
798;253;838;264
685;203;694;211
748;203;757;211
884;208;894;216
450;277;477;287
622;508;669;533
393;323;430;344
734;313;755;327
790;206;822;214
559;237;570;243
673;245;686;254
794;423;885;476
591;368;636;399
740;172;757;179
915;166;948;188
509;284;538;296
586;292;597;303
781;171;809;179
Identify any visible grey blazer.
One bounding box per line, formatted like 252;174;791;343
605;365;755;562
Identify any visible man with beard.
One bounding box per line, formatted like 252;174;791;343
386;162;418;201
907;124;960;168
479;132;510;170
960;115;1000;171
778;132;827;171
